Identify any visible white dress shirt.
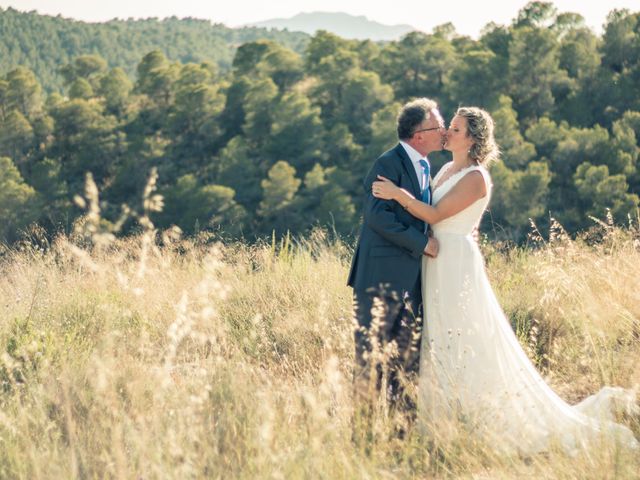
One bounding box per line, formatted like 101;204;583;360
400;141;429;191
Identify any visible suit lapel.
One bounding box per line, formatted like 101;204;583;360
394;144;421;197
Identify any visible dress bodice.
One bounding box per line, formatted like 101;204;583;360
430;162;492;235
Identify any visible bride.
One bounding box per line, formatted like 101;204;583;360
371;106;639;454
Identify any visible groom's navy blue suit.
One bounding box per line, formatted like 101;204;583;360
348;143;430;408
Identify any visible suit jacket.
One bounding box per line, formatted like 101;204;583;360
347;143;430;293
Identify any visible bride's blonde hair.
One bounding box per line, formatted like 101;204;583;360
456;107;500;166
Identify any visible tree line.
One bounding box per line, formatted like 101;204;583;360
0;2;639;244
0;7;309;93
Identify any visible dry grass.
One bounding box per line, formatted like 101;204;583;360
1;203;639;478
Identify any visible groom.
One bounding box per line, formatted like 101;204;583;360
347;97;445;413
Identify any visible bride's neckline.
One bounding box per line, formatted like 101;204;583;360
432;162;477;193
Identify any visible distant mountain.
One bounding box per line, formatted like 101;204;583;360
248;11;415;41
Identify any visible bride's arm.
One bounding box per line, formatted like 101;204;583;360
372;172;487;224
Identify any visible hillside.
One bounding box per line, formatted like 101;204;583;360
0;7;309;92
248;11;415;41
0;4;638;246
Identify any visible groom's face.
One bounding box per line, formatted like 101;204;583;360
412;109;445;156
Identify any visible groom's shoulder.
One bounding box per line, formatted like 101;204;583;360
376;144;402;166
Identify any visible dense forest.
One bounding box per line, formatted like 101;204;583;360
0;7;309;93
0;2;639;244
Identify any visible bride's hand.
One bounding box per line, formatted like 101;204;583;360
372;175;401;200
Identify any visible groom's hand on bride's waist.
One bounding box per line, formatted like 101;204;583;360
424;236;439;258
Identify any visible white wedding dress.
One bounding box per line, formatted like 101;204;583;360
418;162;639;455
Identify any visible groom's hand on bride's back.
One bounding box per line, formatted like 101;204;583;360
424;236;439;258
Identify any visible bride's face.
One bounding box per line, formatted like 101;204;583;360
444;115;473;154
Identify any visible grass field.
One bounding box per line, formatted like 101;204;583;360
1;212;639;478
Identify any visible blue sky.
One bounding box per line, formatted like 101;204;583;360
1;0;638;37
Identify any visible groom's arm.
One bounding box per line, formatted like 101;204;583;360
362;158;429;258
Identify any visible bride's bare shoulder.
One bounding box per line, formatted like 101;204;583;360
457;169;488;197
475;166;493;188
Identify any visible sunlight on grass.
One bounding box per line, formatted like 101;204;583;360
0;178;638;478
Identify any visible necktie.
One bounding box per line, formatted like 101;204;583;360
419;159;431;205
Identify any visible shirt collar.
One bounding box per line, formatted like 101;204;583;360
400;141;427;165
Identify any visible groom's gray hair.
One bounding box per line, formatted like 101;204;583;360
397;98;438;140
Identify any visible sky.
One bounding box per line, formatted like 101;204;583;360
1;0;638;37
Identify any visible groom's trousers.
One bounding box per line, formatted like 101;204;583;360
352;276;423;412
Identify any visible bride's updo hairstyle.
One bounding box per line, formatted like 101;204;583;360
456;107;500;167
